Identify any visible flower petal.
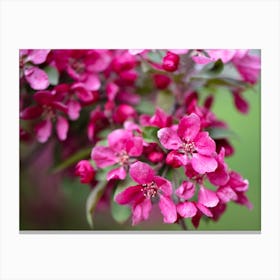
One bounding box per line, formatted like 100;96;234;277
56;116;69;141
153;176;172;196
178;113;200;141
198;186;219;208
107;166;126;181
177;202;197;218
35;119;52;143
157;127;182;150
67;100;81;120
166;151;188;168
196;203;213;217
126;136;143;157
194;132;216;156
132;199;152;225
129;161;155;184
115;185;143;205
175;181;196;200
158;195;177;223
108;129;132;152
191;153;217;174
91;146;118;168
24;67;49;90
20;105;43;120
217;186;237;203
27;49;50;64
84;74;101;91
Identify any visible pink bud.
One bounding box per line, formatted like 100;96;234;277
153;74;171;89
162;52;179;72
113;104;136;124
75;160;95;184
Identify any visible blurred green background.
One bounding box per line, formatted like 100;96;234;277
20;84;260;231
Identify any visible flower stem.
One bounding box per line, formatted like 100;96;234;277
178;217;188;231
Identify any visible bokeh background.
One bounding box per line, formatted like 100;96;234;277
20;81;261;231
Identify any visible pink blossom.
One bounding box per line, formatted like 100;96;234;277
158;113;218;173
112;104;137;124
91;129;143;181
20;89;69;143
140;107;172;128
115;161;177;225
75;160;95;184
24;66;49;90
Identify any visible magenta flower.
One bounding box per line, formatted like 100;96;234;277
115;161;177;225
140;107;172;128
75;160;95;184
20;89;69;143
158;113;218;174
91;129;143;181
20;49;51;90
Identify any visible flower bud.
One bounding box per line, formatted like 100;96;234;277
162;52;179;72
75;160;95;184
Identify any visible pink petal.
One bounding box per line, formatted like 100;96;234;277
198;186;219;208
153;176;172;196
106;82;119;101
158;195;177;223
108;129;132;152
128;49;145;55
192;55;214;65
126;136;143;157
177;202;197;218
196;203;213;217
115;185;143;205
178;113;200;141
207;49;236;64
24;67;49;90
191;153;218;174
194;132;216;156
33;91;55;105
67;100;81;120
56;116;69;141
91;146;118;168
168;49;189;55
20;105;43;120
207;148;229;186
233;91;249;114
84;74;101;91
166;151;188;168
150;107;172;128
27;49;50;64
157;127;182;150
132;198;152;225
35;119;52;143
72;83;94;103
175;181;196;200
217;186;238;203
107;166;126;181
129;161;155;184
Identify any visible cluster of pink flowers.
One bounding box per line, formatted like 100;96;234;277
20;49;260;229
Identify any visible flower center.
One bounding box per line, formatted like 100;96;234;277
141;181;158;198
42;105;55;120
178;140;196;157
70;58;85;74
117;150;130;166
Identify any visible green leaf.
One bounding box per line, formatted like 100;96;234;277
142;126;159;143
207;59;224;75
147;50;165;63
135;100;155;115
51;147;92;173
86;182;107;229
110;178;134;224
44;66;59;85
156;90;175;114
111;201;131;224
207;127;237;140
